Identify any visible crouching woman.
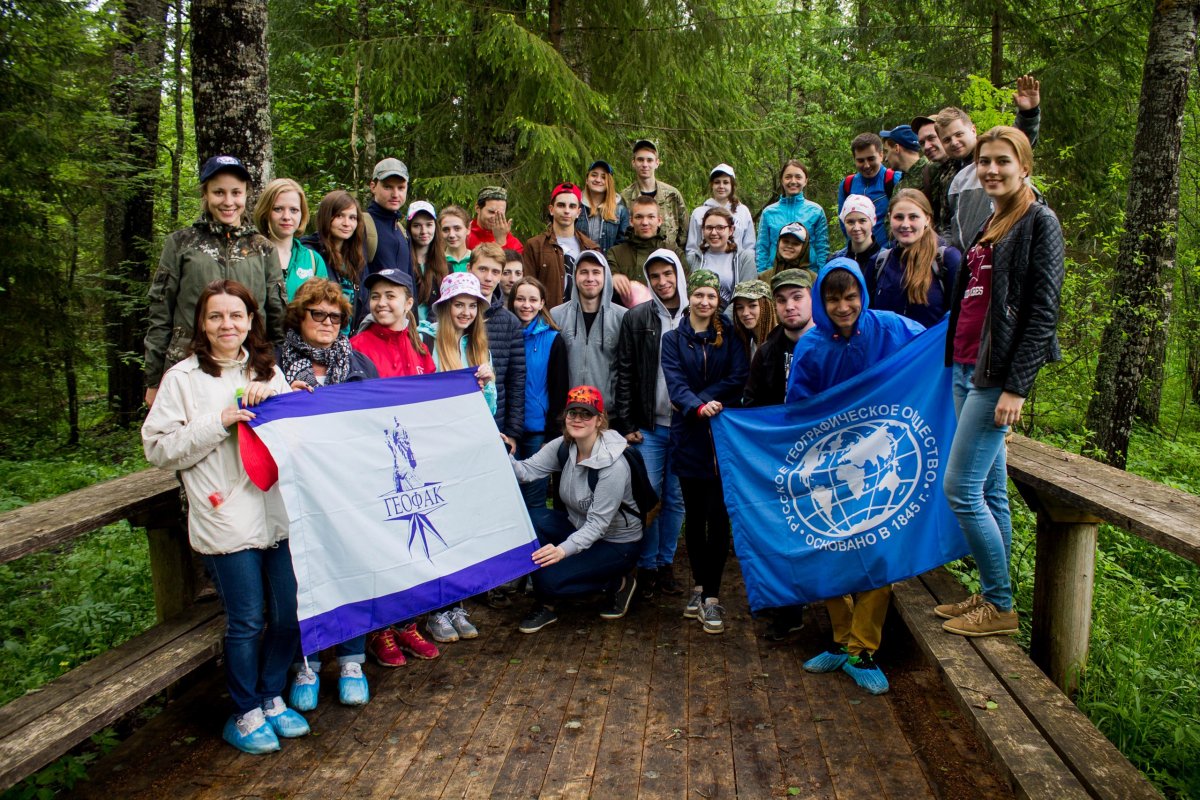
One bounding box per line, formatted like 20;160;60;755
510;386;643;632
142;279;306;755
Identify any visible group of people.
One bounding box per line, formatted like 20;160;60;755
140;75;1064;755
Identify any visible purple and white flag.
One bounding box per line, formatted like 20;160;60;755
242;370;537;654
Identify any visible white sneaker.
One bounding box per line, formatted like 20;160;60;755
236;706;268;736
426;610;460;642
449;606;479;639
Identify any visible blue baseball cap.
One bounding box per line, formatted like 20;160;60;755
587;160;613;174
880;124;920;152
199;155;251;183
364;268;414;294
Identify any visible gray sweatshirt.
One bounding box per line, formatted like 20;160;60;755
550;251;627;407
510;430;643;556
644;248;689;427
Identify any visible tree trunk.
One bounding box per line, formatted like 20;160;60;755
548;0;563;52
191;0;272;187
351;0;375;188
170;0;185;227
65;208;81;447
461;8;517;175
103;0;169;426
1084;0;1200;468
1136;279;1172;426
990;8;1004;87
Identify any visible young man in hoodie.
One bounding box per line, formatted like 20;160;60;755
522;183;600;309
467;186;524;253
612;249;690;597
467;243;526;452
550;251;626;408
785;258;924;695
619;139;688;251
606;196;687;306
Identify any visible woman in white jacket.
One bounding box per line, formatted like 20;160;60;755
141;279;304;755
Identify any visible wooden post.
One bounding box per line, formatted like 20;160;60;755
1029;500;1101;697
134;497;197;623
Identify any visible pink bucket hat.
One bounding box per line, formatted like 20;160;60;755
435;272;490;306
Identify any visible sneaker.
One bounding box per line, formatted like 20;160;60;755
338;662;370;706
700;598;725;634
519;605;558;633
764;607;805;641
600;573;638;620
426;611;460;643
449;606;479;639
683;586;704;619
223;707;280;754
636;567;658;599
396;622;440;659
485;587;512;609
942;602;1019;637
658;563;683;596
842;652;889;695
288;666;320;711
934;592;987;620
367;628;407;667
803;647;849;673
262;696;311;738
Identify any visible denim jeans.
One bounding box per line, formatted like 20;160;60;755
528;507;639;601
944;363;1013;611
295;635;367;672
518;433;548;509
634;426;684;570
204;540;301;714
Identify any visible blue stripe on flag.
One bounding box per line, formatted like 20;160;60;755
248;368;480;427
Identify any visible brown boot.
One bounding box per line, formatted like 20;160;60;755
933;592;986;620
942;601;1018;637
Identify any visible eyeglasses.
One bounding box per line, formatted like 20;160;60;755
305;308;344;326
703;225;730;233
565;409;597;421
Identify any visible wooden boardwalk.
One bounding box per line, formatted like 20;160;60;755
73;553;1012;800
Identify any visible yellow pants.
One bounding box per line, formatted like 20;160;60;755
824;586;891;656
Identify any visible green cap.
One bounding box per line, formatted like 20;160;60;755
770;268;814;294
477;186;507;203
731;280;771;302
687;269;720;295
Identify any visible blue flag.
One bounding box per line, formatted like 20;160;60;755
712;319;967;611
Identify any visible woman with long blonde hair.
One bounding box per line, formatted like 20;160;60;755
576;160;629;252
869;187;961;327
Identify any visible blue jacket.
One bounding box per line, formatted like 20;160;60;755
868;243;961;329
365;201;413;282
521;316;570;435
661;314;749;479
756;193;829;273
785;259;924;402
837;169;901;247
576;198;629;253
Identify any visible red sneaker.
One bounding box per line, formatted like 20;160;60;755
395;622;440;660
367;628;407;667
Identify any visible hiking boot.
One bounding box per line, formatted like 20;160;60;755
426;611;459;643
288;666;319;711
636;567;658;599
262;696;311;738
842;652;889;695
803;647;849;673
519;605;559;633
764;607;805;641
934;592;987;620
700;598;725;634
223;707;280;754
396;622;440;659
450;606;479;639
658;563;683;595
485;587;513;609
338;662;370;706
942;602;1019;637
600;573;638;620
683;586;704;619
367;628;407;667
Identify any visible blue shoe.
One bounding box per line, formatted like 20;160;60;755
842;652;889;695
223;708;281;754
338;662;370;706
288;666;320;711
803;647;849;673
262;696;311;738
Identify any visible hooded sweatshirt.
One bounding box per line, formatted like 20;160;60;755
785;258;925;403
685;198;756;263
755;192;830;273
510;430;643;555
550;251;627;407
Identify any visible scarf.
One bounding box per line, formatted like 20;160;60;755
281;328;352;387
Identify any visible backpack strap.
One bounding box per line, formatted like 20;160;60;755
361;212;378;264
842;174;854;197
883;168;896;199
873;247;891;287
933;245;950;299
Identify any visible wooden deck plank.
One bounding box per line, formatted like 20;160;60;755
633;605;689;800
724;596;785;799
850;683;934;800
890;576;1091;800
684;608;733;800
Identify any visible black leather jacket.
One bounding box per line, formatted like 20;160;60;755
612;300;667;435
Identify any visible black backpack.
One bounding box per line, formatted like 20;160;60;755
554;440;661;529
872;244;950;301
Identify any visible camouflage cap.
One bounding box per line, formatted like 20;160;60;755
731;280;771;302
771;268;815;294
687;269;720;295
477;186;508;204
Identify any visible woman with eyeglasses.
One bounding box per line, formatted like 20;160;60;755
685;164;755;265
685;207;756;308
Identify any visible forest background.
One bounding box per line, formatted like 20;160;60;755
0;0;1197;797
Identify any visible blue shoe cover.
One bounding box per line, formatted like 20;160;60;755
803;648;849;673
339;666;370;706
223;710;281;754
842;657;889;695
262;697;311;738
289;669;320;712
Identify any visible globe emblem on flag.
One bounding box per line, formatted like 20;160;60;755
786;419;923;538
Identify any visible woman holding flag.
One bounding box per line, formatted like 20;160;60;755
142;279;307;755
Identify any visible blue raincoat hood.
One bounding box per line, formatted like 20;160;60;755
810;257;870;337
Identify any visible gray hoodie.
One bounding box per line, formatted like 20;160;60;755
644;248;689;426
510;430;643;555
550;250;627;407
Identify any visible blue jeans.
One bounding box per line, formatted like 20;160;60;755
634;426;684;569
528;507;639;601
295;636;367;672
204;541;301;714
944;363;1013;611
518;433;548;509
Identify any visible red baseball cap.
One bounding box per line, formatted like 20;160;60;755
564;385;604;416
550;182;582;204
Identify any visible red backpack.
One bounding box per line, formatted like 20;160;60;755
842;168;897;200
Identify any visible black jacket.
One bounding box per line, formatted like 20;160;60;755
612;299;666;435
484;289;527;439
945;201;1063;396
743;325;795;408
